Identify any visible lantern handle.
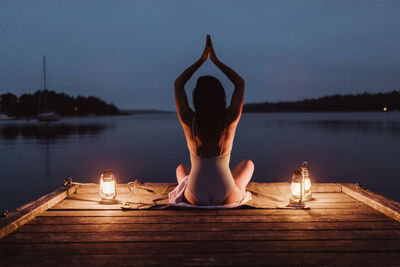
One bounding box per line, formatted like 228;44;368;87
63;177;73;187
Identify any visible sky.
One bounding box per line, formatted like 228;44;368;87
1;0;399;110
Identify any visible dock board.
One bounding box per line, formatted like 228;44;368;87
1;183;400;266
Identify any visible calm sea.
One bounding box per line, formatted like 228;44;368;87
1;112;399;212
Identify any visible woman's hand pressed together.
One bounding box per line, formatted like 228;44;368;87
207;34;219;64
200;37;209;63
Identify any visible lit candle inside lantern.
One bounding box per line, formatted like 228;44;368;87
289;170;304;207
301;166;312;200
99;170;117;202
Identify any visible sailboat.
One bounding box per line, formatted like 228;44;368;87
37;56;60;122
0;102;15;120
0;113;15;120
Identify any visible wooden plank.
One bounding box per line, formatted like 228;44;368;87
50;198;128;210
275;192;358;203
308;192;354;199
27;214;393;225
304;200;358;204
73;183;343;196
75;183;132;194
216;206;379;215
248;182;342;193
74;182;176;194
50;198;366;210
67;193;132;200
72;182;342;195
310;183;342;193
342;183;400;223
41;206;380;217
304;202;366;209
2;252;400;266
2;240;400;256
59;193;134;207
17;221;400;233
0;184;79;239
42;210;219;217
3;229;400;243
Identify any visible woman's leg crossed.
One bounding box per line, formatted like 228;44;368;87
225;159;254;203
232;159;254;191
176;164;190;184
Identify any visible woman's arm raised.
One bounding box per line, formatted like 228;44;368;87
208;35;245;123
174;41;209;126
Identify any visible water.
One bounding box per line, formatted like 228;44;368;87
1;112;399;212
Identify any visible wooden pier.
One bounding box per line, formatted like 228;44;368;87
1;182;400;266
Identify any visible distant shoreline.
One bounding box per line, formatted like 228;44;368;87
243;110;399;113
119;109;174;115
3;90;399;117
0;111;174;121
243;90;400;113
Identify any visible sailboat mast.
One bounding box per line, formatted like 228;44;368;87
38;56;46;114
36;55;60;121
43;56;47;90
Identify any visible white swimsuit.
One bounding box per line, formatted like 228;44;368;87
185;118;236;205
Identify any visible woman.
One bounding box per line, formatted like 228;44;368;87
174;35;254;205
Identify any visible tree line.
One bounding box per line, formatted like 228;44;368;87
243;91;400;112
0;90;119;117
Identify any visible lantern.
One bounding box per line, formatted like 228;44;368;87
301;166;312;200
99;170;117;203
289;170;305;207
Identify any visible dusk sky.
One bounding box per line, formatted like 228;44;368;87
1;1;399;110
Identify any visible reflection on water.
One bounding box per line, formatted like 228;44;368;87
0;119;115;211
265;119;400;137
0;122;112;142
1;113;400;212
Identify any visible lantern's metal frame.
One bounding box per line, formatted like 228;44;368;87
301;166;312;201
288;170;305;208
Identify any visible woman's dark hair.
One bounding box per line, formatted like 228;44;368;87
193;76;227;140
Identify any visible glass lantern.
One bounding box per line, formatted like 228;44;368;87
289;170;305;207
99;170;117;203
301;166;312;200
